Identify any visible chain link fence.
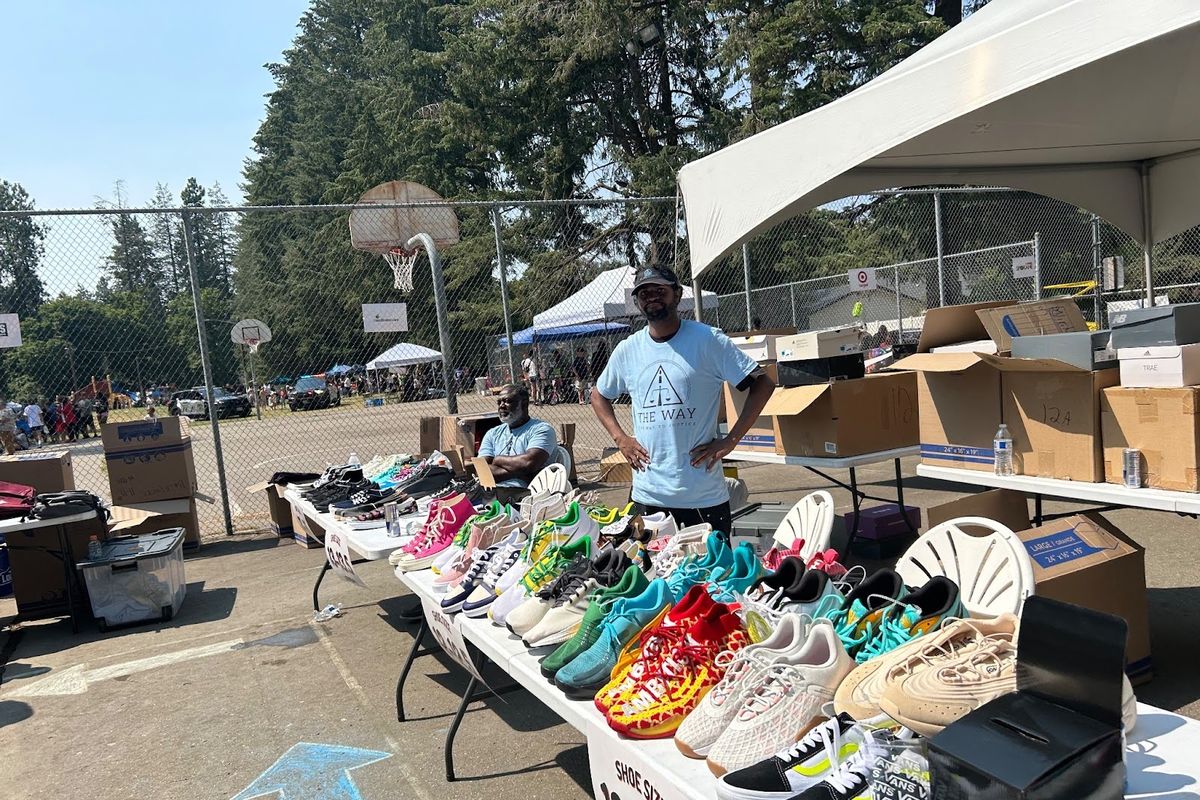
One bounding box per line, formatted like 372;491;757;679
4;187;1200;536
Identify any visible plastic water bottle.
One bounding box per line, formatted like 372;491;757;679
994;424;1013;476
87;535;103;561
347;452;361;467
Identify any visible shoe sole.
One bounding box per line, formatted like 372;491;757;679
395;552;448;572
461;600;495;618
522;625;580;649
674;738;709;760
608;715;682;739
439;596;471;614
714;783;802;800
555;677;607;700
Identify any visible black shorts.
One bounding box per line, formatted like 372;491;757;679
629;500;732;537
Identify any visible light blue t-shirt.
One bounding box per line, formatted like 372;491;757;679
477;417;558;488
596;320;758;508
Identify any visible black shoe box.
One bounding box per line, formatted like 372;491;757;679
928;596;1127;800
776;353;865;386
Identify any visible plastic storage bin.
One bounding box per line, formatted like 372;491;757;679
77;528;186;631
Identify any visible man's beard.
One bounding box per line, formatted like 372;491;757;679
643;304;671;322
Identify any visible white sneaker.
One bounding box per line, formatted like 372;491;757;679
675;614;810;759
705;620;856;776
653;523;710;578
494;502;597;596
460;528;527;618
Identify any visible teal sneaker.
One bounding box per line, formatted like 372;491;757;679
705;542;764;602
664;533;732;600
815;568;905;657
854;575;964;663
553;578;671;699
538;564;651;681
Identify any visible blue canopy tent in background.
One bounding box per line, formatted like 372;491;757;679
326;364;354;376
499;322;629;348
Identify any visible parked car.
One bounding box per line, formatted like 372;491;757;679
287;375;341;412
169;387;252;419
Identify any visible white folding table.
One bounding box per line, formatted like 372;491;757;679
726;446;920;554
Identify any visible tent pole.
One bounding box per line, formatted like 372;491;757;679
492;205;518;385
934;191;946;307
408;234;457;415
1141;162;1155;305
742;243;752;328
692;279;705;324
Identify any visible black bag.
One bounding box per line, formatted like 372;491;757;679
26;491;110;521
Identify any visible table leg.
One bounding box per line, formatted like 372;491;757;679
444;672;479;782
1034;495;1043;526
396;615;431;721
895;459;917;535
59;525;78;633
843;467;863;558
312;559;333;612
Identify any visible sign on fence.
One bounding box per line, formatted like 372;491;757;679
418;594;483;681
849;268;877;292
324;530;367;588
1011;254;1037;279
362;303;409;333
0;315;22;348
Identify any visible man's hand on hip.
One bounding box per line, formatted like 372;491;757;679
616;433;650;471
690;435;737;470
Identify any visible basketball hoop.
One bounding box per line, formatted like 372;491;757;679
246;339;261;355
383;247;419;292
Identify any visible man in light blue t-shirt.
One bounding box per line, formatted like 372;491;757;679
593;266;775;533
477;384;558;502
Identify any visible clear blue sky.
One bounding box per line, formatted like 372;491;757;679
0;1;311;211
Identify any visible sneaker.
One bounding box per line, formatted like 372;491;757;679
431;500;509;576
665;532;734;600
834;613;1017;723
705;621;856;776
440;542;503;614
393;494;477;572
436;517;520;588
330;483;401;516
554;578;673;699
522;549;633;647
786;730;909;800
853;576;964;664
716;713;863;800
593;584;719;711
505;545;597;637
706;543;765;603
387;498;449;566
495;502;598;597
676;613;809;759
460;528;528;618
492;536;594;627
807;549;848;579
650;522;708;578
605;604;748;739
538;564;652;680
813;568;905;656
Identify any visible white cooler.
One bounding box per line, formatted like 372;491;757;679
77;528;187;631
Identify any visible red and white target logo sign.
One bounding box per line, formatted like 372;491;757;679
848;267;877;291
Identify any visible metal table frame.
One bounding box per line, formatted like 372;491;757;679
727;446;920;555
0;509;103;633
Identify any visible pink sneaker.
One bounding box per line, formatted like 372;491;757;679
395;495;477;572
806;548;847;578
435;518;520;589
389;497;451;565
763;538;807;571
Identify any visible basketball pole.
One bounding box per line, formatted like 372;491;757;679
407;233;458;415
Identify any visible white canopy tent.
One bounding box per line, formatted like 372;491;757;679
366;342;442;370
678;0;1200;300
533;266;719;330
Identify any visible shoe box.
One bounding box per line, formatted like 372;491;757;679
1010;330;1117;371
929;596;1127;800
845;503;919;558
5;511;108;618
1101;386;1200;490
0;450;75;493
1110;301;1200;349
776;326;862;361
245;480;295;538
109;498;202;550
1117;343;1200;387
775;353;865;386
101;416;197;505
729;329;796;363
748;372;918;458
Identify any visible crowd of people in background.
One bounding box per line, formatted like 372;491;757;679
0;393;112;454
520;341;609;406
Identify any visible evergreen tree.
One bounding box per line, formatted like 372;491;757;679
149;182;186;296
0;180;47;320
207;182;237;296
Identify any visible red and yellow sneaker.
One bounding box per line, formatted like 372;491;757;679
595;584;716;713
605;604;748;739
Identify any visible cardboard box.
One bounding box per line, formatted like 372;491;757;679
894;352;1002;471
290;502;327;548
1110;301;1200;349
975;298;1089;353
246;481;294;537
1101;386;1200;491
916;300;1015;353
1015;513;1151;680
440;413;501;458
929;597;1127;800
1117;343;1200;387
756;372;918;457
721;363;779;452
102;417;197;505
419;416;441;455
1011;330;1117;371
926;488;1031;535
776;353;865;386
110;498;201;549
730;333;785;363
558;423;578;483
930;339;998;354
598;450;633;485
983;353;1120;482
6;512;108;616
0;451;75;493
777;326;862;361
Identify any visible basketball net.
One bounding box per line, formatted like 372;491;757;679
245;340;260;355
383;247;418;292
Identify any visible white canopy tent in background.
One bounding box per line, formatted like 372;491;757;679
678;0;1200;301
366;342;442;370
533;266;719;330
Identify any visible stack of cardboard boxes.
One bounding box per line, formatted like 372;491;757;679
102;416;201;548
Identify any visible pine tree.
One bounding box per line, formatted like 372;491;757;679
0;180;47;320
148;182;185;296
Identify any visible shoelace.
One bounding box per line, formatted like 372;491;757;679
624;640;717;710
548;573;596;607
775;712;845;762
461;549;495;583
892;617;988;676
411;505;456;550
738;661;809;718
807;549;848;578
707;646;777;705
535;560;589;599
822;747;872;794
937;637;1015;683
856;603;922;661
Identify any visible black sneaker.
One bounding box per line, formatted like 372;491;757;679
302;464;363;498
393;466;455;500
716;714;862;800
313;479;375;513
331;484;401;516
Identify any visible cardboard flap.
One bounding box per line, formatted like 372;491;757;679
760;384;830;416
246;480;273;494
917;300;1014;352
893;352;989;373
109;499;193;531
976;299;1089;352
470;457;497;488
977;352;1090;373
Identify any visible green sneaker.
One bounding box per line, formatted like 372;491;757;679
538;564;650;680
520;535;593;595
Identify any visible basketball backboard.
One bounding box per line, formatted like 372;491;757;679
348;180;460;254
231;318;272;347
